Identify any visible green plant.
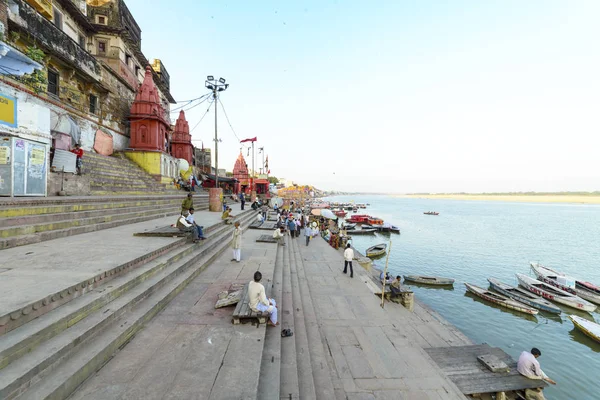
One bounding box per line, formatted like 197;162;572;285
9;31;20;44
20;69;48;94
25;46;45;63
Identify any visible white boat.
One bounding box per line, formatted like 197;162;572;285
516;274;597;312
530;262;600;305
569;315;600;343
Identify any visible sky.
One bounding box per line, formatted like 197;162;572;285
126;0;600;193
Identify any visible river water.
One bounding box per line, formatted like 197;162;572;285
325;195;600;399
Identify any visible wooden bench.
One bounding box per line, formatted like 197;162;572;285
232;281;273;325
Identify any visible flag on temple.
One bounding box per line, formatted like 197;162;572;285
240;137;257;143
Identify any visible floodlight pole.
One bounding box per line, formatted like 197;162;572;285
205;76;228;189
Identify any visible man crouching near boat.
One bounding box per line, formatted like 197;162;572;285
517;347;556;400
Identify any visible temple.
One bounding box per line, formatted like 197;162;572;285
170;111;193;164
232;152;250;194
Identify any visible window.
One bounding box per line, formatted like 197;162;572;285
125;54;132;67
135;65;140;76
78;35;86;48
89;94;98;114
47;70;59;96
97;40;107;54
97;15;106;25
53;8;63;30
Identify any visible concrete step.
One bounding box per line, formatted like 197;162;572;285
0;207;183;238
287;235;316;400
0;210;251;336
0;209;183;250
290;235;336;400
0;211;257;400
0;195;201;210
87;173;162;185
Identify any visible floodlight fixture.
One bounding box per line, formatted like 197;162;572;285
207;75;214;81
219;78;226;84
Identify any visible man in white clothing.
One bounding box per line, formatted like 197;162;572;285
176;211;200;242
273;226;285;246
248;271;278;326
185;208;206;240
343;243;354;278
517;348;556;400
304;225;312;246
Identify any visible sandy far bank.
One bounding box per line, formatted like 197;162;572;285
399;194;600;204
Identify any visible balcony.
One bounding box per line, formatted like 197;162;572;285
9;0;101;82
24;0;52;19
96;46;138;90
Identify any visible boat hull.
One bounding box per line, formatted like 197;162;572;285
569;315;600;343
516;274;597;312
531;264;600;305
488;279;561;314
403;275;455;286
465;283;538;315
366;244;387;258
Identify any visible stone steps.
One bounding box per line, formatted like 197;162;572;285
0;196;206;250
290;234;336;400
0;210;256;400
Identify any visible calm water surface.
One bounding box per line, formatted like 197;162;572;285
325;195;600;400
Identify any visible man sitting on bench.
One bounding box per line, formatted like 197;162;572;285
249;271;278;327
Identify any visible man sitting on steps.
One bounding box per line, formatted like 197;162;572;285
176;211;200;242
221;207;234;224
248;271;278;327
273;226;285;246
185;208;206;240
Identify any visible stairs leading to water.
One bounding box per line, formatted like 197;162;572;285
0;209;256;400
0;195;202;250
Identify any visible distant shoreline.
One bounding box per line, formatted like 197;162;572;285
399;194;600;204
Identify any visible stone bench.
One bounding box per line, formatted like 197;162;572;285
232;281;273;325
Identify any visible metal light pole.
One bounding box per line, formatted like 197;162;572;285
205;76;229;189
258;147;264;174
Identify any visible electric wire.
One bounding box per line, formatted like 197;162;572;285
190;100;214;133
218;98;241;142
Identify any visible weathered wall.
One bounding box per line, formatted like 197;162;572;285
0;81;51;144
47;170;91;196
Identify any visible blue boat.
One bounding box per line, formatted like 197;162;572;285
487;277;561;314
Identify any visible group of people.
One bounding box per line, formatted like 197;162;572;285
177;193;206;242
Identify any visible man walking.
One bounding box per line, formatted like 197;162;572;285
287;217;297;238
70;144;84;175
343;243;354;278
517;348;556;399
185;208;206;240
239;192;245;210
231;221;242;262
248;271;278;327
304;224;312;246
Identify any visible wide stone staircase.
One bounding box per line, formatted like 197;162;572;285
0;195;201;250
84;152;177;195
0;208;256;400
257;225;336;400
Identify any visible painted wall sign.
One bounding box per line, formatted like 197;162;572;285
0;94;17;128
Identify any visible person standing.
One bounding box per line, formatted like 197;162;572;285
294;218;301;237
239;192;245;210
343;243;354;278
231;221;242;262
181;193;193;214
261;204;269;221
287;217;297;238
517;348;556;400
304;224;312;246
70;144;84;175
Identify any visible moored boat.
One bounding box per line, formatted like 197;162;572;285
487;278;561;314
424;211;439;215
347;228;376;235
368;217;384;225
366;243;387;258
516;274;597;312
530;262;600;305
334;209;347;217
341;223;356;230
569;315;600;343
346;214;370;224
465;283;539;315
403;275;455;286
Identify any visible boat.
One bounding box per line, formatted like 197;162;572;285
366;243;387;258
334;209;347;217
389;225;401;234
341;223;356;230
347;228;376;235
352;208;358;213
487;278;561;314
516;274;597;312
346;214;370;224
403;275;455;286
368;217;384;225
361;224;372;229
569;315;600;343
530;262;600;305
423;211;439;215
465;283;539;315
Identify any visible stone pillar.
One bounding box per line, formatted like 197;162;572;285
402;292;414;312
251;191;257;202
209;188;223;212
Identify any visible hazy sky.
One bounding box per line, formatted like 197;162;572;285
128;0;600;193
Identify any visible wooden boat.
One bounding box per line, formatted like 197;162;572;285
368;217;384;225
487;278;561;314
569;315;600;343
389;225;400;234
347;228;376;235
465;283;539;315
423;211;439;215
531;262;600;305
361;223;372;229
342;223;356;230
516;274;597;312
346;214;370;223
403;275;455;286
366;243;387;258
334;209;347;217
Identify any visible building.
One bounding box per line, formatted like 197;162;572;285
193;147;211;174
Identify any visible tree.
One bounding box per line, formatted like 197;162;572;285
268;176;279;184
226;171;233;177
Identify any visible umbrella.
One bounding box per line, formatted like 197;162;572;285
311;209;321;216
321;209;337;220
